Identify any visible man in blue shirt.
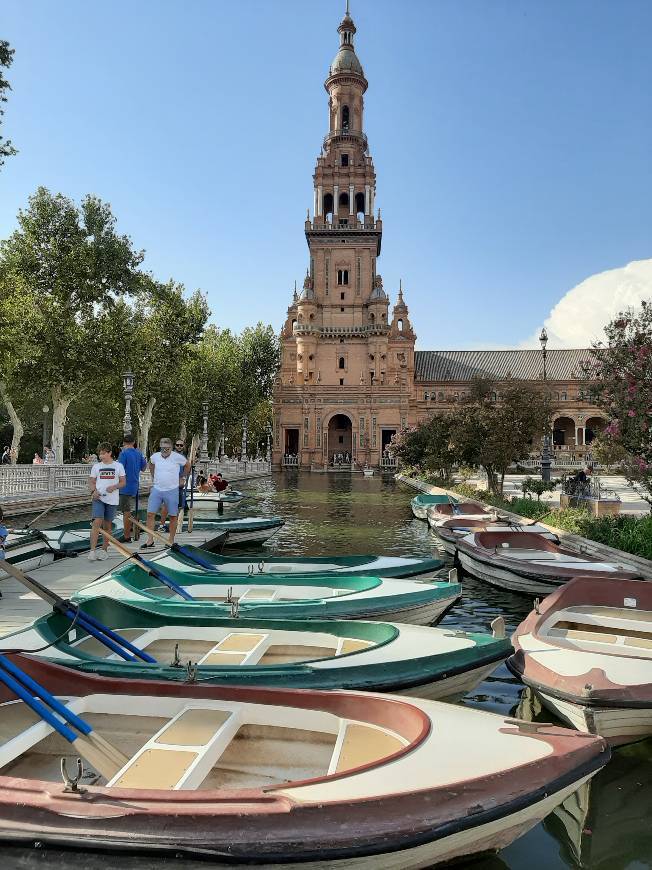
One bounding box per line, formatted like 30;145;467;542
117;434;147;542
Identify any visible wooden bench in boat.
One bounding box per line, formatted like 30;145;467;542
547;607;652;651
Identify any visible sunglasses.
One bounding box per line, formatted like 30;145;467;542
175;443;184;448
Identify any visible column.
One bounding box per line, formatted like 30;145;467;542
333;185;339;223
317;185;323;216
313;188;318;217
370;187;375;215
364;184;370;215
349;184;354;215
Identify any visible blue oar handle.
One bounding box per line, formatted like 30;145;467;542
65;609;138;663
0;655;86;740
140;557;195;601
68;606;156;664
172;544;217;571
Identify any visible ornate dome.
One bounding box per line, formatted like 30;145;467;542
330;46;364;77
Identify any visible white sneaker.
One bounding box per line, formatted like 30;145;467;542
88;550;97;561
96;549;108;561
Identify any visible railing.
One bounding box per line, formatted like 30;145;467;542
294;324;389;336
380;457;399;469
0;464;152;499
308;219;377;232
282;456;300;467
323;129;368;150
201;459;271;476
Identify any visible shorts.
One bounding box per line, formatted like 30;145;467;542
119;493;137;513
91;500;118;521
147;487;180;517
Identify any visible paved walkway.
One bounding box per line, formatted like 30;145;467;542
467;473;650;515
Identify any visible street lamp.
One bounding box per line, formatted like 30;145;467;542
241;416;248;461
200;400;209;460
219;423;226;459
42;405;50;454
122;371;134;436
539;328;552;482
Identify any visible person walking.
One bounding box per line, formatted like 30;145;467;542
117;433;147;542
88;442;126;561
159;439;189;530
0;507;8;598
1;446;10;465
43;445;55;464
141;437;190;548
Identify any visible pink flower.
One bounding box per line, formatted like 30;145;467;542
628;409;636;417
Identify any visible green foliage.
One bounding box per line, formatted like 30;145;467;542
0;40;17;168
521;476;560;501
590;299;652;505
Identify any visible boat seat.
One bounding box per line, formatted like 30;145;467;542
198;632;268;666
109;706;239;790
328;722;406;775
338;638;373;655
239;588;278;601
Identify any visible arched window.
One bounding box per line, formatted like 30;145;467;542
341;154;349;167
342;106;350;130
369;312;375;323
338;357;345;370
355;191;365;221
291;319;297;331
323;192;334;222
337;269;349;285
424;392;429;401
397;318;403;331
339;192;349;209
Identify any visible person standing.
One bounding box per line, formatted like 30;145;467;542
43;445;55;464
0;507;8;598
159;439;189;529
88;442;126;561
1;446;10;465
141;437;190;548
117;433;147;542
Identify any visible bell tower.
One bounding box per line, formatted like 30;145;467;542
273;4;416;469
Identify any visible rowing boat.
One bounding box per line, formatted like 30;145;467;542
141;513;285;547
410;493;458;520
0;596;510;699
0;655;609;865
456;530;642;597
0;530;54;578
508;577;652;745
435;518;559;557
189;490;244;511
426;501;497;530
140;546;444;580
73;567;462;625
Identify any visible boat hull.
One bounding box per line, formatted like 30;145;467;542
533;689;652;747
0;538;54;578
458;550;562;596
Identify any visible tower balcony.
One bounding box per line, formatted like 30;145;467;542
293;323;390;337
323;129;368;152
308;217;378;231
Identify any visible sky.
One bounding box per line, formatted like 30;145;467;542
2;0;651;350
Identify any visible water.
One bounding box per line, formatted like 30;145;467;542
7;471;652;869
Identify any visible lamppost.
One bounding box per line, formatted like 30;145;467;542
200;400;209;461
266;423;272;463
42;405;50;454
539;328;552;483
241;416;248;461
122;371;134;437
219;423;226;459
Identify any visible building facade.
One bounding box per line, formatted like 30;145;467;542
272;8;605;469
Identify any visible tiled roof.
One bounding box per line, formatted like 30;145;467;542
415;349;592;383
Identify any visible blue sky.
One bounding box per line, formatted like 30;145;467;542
2;0;651;349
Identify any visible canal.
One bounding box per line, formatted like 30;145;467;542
7;470;652;869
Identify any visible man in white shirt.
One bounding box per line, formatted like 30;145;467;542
88;441;126;561
141;437;191;548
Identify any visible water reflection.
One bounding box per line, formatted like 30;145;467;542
8;472;652;869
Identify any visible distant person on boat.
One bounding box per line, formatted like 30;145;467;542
117;433;147;543
88;442;126;561
43;445;55;464
196;474;214;493
32;452;44;465
210;472;229;493
141;437;191;549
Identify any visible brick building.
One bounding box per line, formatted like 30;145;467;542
272;7;605;470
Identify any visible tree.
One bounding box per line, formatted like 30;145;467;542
449;379;550;494
0;187;145;460
590;300;652;509
0;40;17;169
392;416;456;481
521;476;559;502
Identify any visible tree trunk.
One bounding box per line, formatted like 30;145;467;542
51;384;72;463
179;420;187;442
137;397;156;455
0;380;24;463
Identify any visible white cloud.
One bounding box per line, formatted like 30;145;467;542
521;258;652;349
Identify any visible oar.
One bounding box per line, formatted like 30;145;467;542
24;504;55;529
0;654;127;779
128;517;228;570
101;531;195;601
0;560;156;663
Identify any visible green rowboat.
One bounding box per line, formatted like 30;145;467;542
0;596;511;699
411;493;458;520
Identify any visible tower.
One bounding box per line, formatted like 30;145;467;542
273;5;416;468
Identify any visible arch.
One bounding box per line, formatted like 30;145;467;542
339;192;349;209
552;416;575;448
585;416;606;445
338;356;345;370
397;318;403;331
369;312;375;323
327;413;353;463
291;319;297;331
323;192;334;222
355;191;365;221
342;105;350;130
